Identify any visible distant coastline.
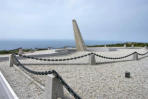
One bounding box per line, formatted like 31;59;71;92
0;40;148;54
0;40;123;50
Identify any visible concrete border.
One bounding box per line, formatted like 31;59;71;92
0;71;18;99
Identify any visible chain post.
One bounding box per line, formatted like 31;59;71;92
89;53;96;65
133;52;138;60
18;48;24;55
45;74;64;99
9;54;14;67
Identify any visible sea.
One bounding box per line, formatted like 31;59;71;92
0;40;123;50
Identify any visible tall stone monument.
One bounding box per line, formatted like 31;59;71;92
72;19;86;51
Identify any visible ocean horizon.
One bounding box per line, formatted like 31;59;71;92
0;40;123;50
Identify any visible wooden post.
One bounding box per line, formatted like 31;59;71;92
45;74;64;99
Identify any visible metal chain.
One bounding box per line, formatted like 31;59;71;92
16;51;148;61
93;52;135;60
12;50;148;99
13;54;81;99
18;53;90;62
137;51;148;56
52;70;81;99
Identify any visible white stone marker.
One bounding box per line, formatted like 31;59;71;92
133;52;138;60
72;19;86;51
9;54;17;67
18;48;23;54
124;44;127;48
45;74;64;99
89;54;96;65
131;44;134;48
9;54;14;67
144;45;148;50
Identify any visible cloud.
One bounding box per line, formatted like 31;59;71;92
0;0;148;42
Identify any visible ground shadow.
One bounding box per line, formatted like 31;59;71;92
96;59;134;65
138;55;148;60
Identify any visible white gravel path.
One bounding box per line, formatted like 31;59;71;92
0;48;148;99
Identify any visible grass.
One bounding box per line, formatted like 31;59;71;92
0;50;18;54
0;48;48;54
88;42;148;47
0;49;33;54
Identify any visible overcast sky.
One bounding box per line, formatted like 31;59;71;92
0;0;148;42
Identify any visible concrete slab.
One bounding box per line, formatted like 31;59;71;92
0;71;18;99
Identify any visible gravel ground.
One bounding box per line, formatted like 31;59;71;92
0;62;45;99
0;48;148;99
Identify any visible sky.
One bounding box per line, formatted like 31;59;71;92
0;0;148;42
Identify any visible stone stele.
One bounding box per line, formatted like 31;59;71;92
72;19;87;51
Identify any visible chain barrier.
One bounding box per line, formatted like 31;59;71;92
12;50;148;99
137;51;148;56
93;52;135;60
15;51;148;62
13;54;81;99
18;53;90;62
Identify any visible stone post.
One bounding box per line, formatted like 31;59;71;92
125;71;131;78
131;44;134;48
104;45;107;47
133;52;138;60
9;54;14;67
45;74;64;99
144;46;148;50
124;44;126;48
18;48;23;54
89;54;96;65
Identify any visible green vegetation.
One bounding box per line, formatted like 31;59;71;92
0;49;18;54
88;42;148;47
0;49;33;54
0;42;148;54
0;48;48;54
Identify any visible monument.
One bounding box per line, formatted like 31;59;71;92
72;19;117;52
72;19;86;51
